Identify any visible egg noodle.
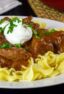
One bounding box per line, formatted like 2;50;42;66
0;51;64;81
0;17;64;81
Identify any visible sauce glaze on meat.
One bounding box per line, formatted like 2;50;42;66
0;16;64;70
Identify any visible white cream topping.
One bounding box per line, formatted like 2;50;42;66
0;21;9;28
4;21;32;44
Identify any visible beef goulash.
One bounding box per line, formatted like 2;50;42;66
0;16;64;70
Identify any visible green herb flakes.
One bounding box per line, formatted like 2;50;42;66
7;17;21;34
44;29;56;35
0;27;3;33
15;44;22;48
28;24;32;29
0;19;5;24
33;30;40;39
7;22;17;34
0;43;12;48
12;17;21;23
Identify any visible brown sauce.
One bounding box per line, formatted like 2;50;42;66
0;16;64;70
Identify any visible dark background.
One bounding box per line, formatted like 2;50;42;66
0;0;64;94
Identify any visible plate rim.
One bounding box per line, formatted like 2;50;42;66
0;16;64;89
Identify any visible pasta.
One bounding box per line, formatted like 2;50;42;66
0;51;64;81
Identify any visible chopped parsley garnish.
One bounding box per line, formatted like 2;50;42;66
0;27;3;33
28;24;32;29
33;30;40;39
0;24;8;33
7;17;21;34
48;29;56;33
0;17;10;24
15;44;22;48
0;17;21;34
0;26;7;33
12;17;21;23
0;18;8;33
44;29;56;35
0;43;12;48
7;21;17;34
0;18;5;24
0;43;23;49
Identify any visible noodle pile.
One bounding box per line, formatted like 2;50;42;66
0;51;64;81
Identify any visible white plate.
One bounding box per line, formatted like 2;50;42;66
0;16;64;89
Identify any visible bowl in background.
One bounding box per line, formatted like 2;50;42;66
41;0;64;11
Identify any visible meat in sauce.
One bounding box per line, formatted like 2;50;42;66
0;16;64;70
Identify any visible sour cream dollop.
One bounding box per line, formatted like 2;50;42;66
0;21;9;28
4;21;32;45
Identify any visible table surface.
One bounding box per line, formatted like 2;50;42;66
0;0;64;94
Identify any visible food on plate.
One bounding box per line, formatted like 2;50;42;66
0;16;64;81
